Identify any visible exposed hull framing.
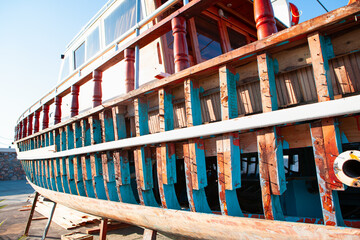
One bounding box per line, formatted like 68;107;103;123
15;0;360;238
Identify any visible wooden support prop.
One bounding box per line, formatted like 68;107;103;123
125;48;135;93
156;88;180;209
308;32;344;226
256;53;285;220
89;115;108;200
41;201;57;240
143;229;157;240
27;114;33;136
24;191;39;236
254;0;278;40
134;97;158;206
172;17;190;72
54;96;62;125
183;78;211;213
99;218;108;240
217;65;243;216
71;85;80;117
93;70;102;108
34;110;40;133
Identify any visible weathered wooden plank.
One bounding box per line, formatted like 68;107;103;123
308;32;344;226
89;115;108;200
217;65;243;216
156;88;180;209
310;121;344;226
257;128;284;221
257;52;286;220
134;97;158;206
183;78;211;213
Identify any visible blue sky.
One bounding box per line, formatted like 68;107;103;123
0;0;349;148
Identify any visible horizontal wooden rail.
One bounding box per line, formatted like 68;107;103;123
16;95;360;160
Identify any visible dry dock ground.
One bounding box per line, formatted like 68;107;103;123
0;180;175;240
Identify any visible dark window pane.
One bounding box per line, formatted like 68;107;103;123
61;56;70;80
195;15;222;61
86;27;100;60
227;27;247;50
104;0;142;46
74;42;85;69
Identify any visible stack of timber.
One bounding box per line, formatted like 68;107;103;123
30;196;101;230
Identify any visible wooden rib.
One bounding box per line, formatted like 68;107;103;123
81;155;89;197
257;53;286;220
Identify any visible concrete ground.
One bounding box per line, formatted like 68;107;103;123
0;180;176;240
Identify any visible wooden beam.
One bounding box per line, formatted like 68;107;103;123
217;65;243;216
156;88;180;209
134;98;158;206
256;53;285;220
183;78;211;213
308;32;344;226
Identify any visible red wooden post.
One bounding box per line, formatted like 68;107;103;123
54;96;62;124
125;48;135;93
71;85;80;117
27;114;33;136
43;104;50;129
93;70;102;107
18;122;23;139
254;0;278;40
22;118;28;138
171;17;190;72
34;110;40;133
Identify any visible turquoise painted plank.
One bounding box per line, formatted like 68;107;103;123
93;154;107;200
115;113;127;139
85;156;96;198
61;158;70;194
50;160;57;191
225;68;239;119
55;158;64;192
266;55;279;111
164;91;174;131
274;127;286;195
103;111;115;142
67;157;77;195
75;157;86;197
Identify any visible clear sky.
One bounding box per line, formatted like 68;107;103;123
0;0;349;148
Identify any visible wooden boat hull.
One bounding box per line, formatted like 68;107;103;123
15;0;360;238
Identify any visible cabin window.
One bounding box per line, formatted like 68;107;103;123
194;15;223;61
86;27;100;60
74;42;85;69
227;27;247;50
104;0;142;46
60;56;70;80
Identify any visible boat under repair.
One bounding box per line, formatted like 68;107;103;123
14;0;360;238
